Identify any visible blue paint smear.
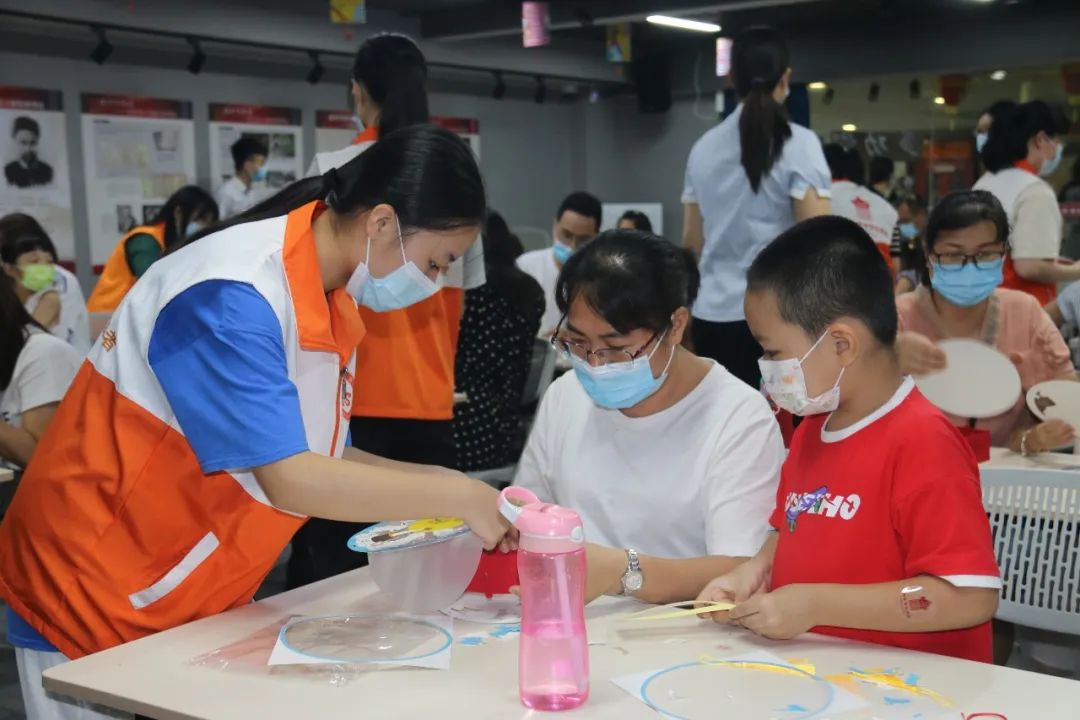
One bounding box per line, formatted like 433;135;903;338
490;623;521;638
458;636;485;646
883;697;911;705
904;673;920;686
780;704;809;713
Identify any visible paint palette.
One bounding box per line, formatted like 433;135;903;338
914;339;1021;418
274;615;452;666
1027;380;1080;425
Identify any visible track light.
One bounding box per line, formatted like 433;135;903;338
306;51;324;85
186;38;206;75
909;79;921;99
823;87;835;105
868;82;880;102
493;71;507;100
89;25;112;65
534;76;546;104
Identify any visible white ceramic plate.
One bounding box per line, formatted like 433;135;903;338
1027;380;1080;423
914;338;1021;419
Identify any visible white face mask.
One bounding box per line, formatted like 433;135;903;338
758;330;844;416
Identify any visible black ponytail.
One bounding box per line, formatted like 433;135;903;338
0;272;45;392
176;124;485;251
353;33;429;137
731;26;792;193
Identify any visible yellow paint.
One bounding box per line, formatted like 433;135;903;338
407;518;464;533
700;657;816;678
846;670;953;707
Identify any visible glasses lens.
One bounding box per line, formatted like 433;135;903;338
973;252;1003;269
935;254;965;270
594;349;635;367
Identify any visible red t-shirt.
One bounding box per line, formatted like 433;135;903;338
769;378;1001;663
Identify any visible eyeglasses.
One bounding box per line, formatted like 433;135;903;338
551;321;661;368
931;250;1005;271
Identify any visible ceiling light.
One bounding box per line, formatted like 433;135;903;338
306;51;324;85
933;96;946;105
186;38;206;75
534;76;546;104
842;123;857;132
492;71;506;100
808;82;827;91
645;15;721;33
990;70;1007;81
89;26;112;65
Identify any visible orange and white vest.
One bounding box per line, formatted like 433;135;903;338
87;223;167;312
974;165;1058;305
0;202;364;659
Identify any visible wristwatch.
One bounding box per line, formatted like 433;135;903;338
620;548;644;596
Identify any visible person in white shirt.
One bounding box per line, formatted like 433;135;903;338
0;214;90;354
975;100;1074;305
516;191;601;338
682;26;831;389
824;144;899;273
215;136;268;219
514;230;783;604
0;272;81;475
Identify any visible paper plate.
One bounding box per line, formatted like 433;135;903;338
914;339;1021;419
1027;380;1080;423
348;518;470;554
278;615;452;664
640;660;834;720
442;593;522;624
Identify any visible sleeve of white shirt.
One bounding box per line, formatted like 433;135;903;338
512;380;559;503
1010;183;1063;260
681;147;698;204
787;131;833;200
701;393;784;557
214;184;234;220
1057;281;1080;327
12;336;81;415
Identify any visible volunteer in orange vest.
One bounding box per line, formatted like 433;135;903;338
0;125;508;720
974;100;1073;306
291;33;486;587
86;185;219;312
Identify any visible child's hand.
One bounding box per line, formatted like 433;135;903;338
729;584;817;640
896;331;946;376
459;478;512;551
696;559;769;623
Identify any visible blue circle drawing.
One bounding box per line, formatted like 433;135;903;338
640;660;835;720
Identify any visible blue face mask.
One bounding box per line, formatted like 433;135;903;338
185;221;204;238
975;132;988;154
1040;143;1064;178
930;258;1003;307
899;222;918;240
346;218;441;312
553;238;574;265
253;166;268;182
571;331;675;410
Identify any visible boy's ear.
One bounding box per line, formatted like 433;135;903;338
829;320;860;366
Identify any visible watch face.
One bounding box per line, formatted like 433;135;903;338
625;572;644;593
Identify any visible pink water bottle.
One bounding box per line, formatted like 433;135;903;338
500;487;589;711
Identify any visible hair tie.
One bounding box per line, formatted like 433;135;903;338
322;167;341;207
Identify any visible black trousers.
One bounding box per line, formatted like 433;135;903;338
284;417;457;590
691;317;763;389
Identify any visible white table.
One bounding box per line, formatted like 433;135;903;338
983;446;1080;471
44;568;1080;719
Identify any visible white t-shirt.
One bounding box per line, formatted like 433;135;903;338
974;168;1061;260
516;247;561;337
214;176;262;220
513;361;783;558
683;105;831;322
24;265;90;355
0;330;81;469
829;180;899;250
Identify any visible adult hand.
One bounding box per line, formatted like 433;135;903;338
1024;419;1076;454
729;584;817;640
696;559;769;623
896;331;947;376
458;478;511;551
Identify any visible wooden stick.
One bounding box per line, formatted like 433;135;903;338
623;600;736;622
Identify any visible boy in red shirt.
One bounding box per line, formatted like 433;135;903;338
698;216;1000;662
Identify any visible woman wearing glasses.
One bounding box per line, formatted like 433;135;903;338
896;190;1076;455
513;229;783;604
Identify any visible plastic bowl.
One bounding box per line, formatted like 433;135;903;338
368;531;484;613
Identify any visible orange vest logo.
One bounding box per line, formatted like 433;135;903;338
340;367;354;418
101;330;117;352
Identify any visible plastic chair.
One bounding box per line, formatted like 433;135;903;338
981;466;1080;634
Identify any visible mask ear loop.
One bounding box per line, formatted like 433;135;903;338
365;213;405;276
